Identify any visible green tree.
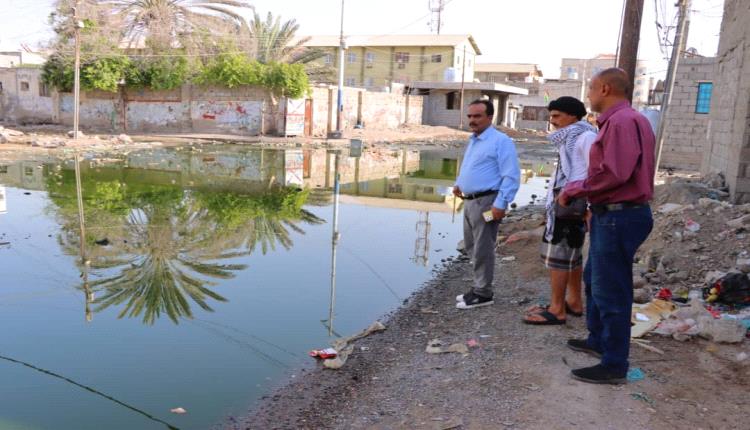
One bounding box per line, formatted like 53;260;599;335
245;11;332;82
99;0;253;52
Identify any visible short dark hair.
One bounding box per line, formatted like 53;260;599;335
548;96;588;120
469;99;494;117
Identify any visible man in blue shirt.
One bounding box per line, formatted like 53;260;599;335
454;100;520;309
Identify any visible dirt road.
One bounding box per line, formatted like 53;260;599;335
240;211;748;430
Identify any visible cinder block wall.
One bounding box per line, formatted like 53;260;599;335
661;57;716;171
702;0;750;202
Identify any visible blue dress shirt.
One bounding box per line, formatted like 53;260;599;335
455;126;521;210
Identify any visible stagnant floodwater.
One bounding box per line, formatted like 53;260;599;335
0;145;548;430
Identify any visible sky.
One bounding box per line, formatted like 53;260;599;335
0;0;725;79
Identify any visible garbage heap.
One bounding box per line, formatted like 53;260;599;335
632;174;750;344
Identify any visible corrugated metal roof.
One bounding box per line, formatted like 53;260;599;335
301;34;481;55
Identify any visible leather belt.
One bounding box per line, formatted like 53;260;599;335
590;202;647;214
461;190;498;200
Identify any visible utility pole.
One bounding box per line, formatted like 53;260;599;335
459;45;466;129
616;0;645;102
579;59;587;102
429;0;445;34
72;1;82;139
654;0;691;179
331;0;346;139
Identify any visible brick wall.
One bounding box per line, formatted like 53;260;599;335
660;57;716;170
702;0;750;203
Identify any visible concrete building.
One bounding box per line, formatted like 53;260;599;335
658;57;716;171
508;79;584;131
409;81;528;129
702;0;750;203
475;63;543;83
560;54;653;108
0;51;46;68
302;34;481;90
0;67;53;123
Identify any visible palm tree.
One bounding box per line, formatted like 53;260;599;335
99;0;253;51
244;11;332;81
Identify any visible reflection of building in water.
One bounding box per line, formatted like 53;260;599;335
412;212;431;266
0;185;6;214
0;161;46;190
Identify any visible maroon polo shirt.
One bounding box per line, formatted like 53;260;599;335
563;100;655;205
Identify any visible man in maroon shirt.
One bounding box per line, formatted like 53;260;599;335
559;68;655;384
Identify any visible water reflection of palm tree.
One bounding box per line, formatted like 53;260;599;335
89;204;249;325
50;169;323;324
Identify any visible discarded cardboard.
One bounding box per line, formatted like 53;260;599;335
631;299;677;338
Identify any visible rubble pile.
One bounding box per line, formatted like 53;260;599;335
633;176;750;303
632;176;750;344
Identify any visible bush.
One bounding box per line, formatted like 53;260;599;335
128;57;191;90
81;56;131;92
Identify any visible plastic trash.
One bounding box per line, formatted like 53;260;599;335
170;407;187;414
697;316;747;343
309;348;338;359
684;218;701;233
627;368;645;382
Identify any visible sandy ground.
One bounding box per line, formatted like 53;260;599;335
0;123;545;152
238;209;749;430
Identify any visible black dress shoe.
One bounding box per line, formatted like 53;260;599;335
571;364;626;385
566;338;602;358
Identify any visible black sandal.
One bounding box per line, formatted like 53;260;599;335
523;310;566;325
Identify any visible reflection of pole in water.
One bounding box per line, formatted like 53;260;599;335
412;212;431;266
74;153;86;262
452;155;462;224
74;153;93;322
328;151;341;337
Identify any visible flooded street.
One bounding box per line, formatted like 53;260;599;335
0;145;548;430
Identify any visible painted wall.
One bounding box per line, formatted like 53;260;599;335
0;67;53;123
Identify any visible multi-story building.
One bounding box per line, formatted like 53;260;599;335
560;54;654;108
474;63;543;83
302;34;481;90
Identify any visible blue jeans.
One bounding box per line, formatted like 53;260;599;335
584;205;653;374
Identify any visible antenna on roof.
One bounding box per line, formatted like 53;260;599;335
428;0;445;34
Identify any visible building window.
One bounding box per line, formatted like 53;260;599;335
695;82;713;114
345;77;356;87
395;52;410;63
635;79;643;86
456;55;461;65
522;106;550;121
39;82;50;97
324;54;333;65
446;91;459;110
347;52;357;64
24;166;34;176
0;165;7;174
634;90;642;97
431;54;442;63
397;63;406;69
528;87;539;96
366;52;375;68
20;81;30;91
364;77;374;87
638;68;647;75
